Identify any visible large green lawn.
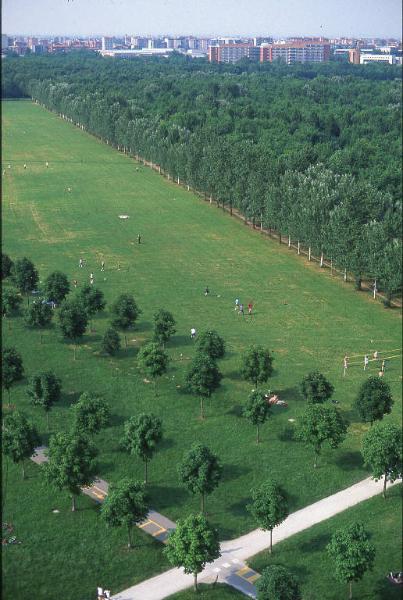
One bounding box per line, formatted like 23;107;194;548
250;485;402;600
2;100;401;600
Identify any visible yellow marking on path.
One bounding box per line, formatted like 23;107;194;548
152;527;167;537
246;573;261;583
139;520;152;529
236;567;250;577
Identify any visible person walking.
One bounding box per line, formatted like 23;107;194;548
79;258;84;268
364;355;369;370
90;273;94;285
248;302;253;315
204;286;209;296
239;303;244;316
234;298;240;311
137;234;141;244
343;354;348;377
101;261;105;271
190;328;196;339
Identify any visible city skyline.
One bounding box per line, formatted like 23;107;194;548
3;0;403;39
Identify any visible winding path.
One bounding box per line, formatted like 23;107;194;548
111;476;400;600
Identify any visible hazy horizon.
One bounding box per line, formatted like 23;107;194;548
3;0;402;39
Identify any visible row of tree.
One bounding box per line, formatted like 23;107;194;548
2;54;401;302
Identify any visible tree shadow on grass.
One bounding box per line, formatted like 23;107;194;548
158;437;175;453
227;404;243;417
277;424;296;442
59;390;81;408
148;484;188;511
120;346;140;359
222;463;251;482
299;532;331;554
169;335;193;349
133;320;152;333
228;497;249;517
109;413;126;428
277;386;301;403
335;450;363;471
374;576;403;600
225;370;243;381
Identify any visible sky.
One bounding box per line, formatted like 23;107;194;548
3;0;402;38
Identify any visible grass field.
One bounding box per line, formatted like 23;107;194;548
2;100;402;600
250;484;402;600
168;583;244;598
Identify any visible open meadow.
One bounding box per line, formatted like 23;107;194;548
2;100;402;600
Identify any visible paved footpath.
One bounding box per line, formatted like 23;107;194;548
111;476;400;600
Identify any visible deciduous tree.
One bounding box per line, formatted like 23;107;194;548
101;478;149;549
43;432;98;511
2;252;14;279
165;513;220;591
27;371;62;429
2;346;24;401
137;342;169;396
101;327;121;356
153;309;176;347
185;352;222;419
121;413;163;483
44;271;70;304
12;257;39;304
58;298;88;359
178;443;222;513
355;376;393;425
24;301;53;343
248;479;289;553
256;565;302;600
243;389;271;443
241;345;273;388
327;522;375;599
297;404;348;468
2;411;40;479
300;371;334;404
196;330;226;360
111;293;141;345
361;421;402;498
72;392;111;436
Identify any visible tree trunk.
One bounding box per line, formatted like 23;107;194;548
270;529;273;554
279;232;282;244
297;241;300;255
344;268;347;282
72;494;76;512
201;493;205;514
256;424;260;444
73;344;77;361
320;253;324;267
354;276;362;291
330;258;333;275
7;388;10;403
124;334;128;348
383;473;387;498
200;397;204;420
154;380;158;397
144;459;148;484
127;525;132;549
46;411;50;431
314;452;318;468
22;462;25;480
308;247;311;261
288;235;291;248
349;580;353;599
193;572;198;592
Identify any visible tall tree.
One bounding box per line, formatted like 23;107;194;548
137;342;169;396
101;326;121;356
185;352;222;419
327;522;375;599
43;432;98;511
72;392;111;436
24;301;53;343
248;479;289;554
2;411;40;479
256;565;302;600
297;404;348;468
196;330;226;360
361;421;402;498
76;284;106;330
2;288;23;317
121;413;163;483
27;371;62;429
241;345;273;388
111;293;141;346
101;478;149;549
12;257;39;305
300;371;334;404
2;346;24;401
355;376;393;425
153;308;176;348
43;271;70;304
2;252;14;279
165;513;220;592
58;298;88;359
178;443;222;513
243;389;271;443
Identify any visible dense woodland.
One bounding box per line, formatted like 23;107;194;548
2;53;402;301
